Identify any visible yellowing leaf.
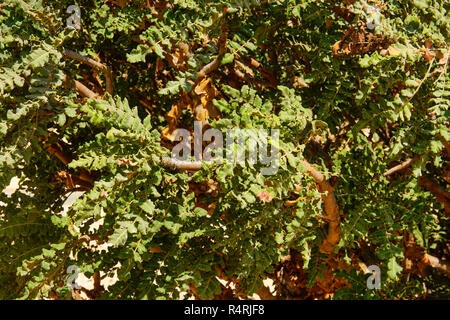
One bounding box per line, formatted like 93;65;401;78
387;46;400;56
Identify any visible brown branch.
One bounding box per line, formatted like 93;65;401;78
63;75;97;99
46;144;72;166
418;176;450;199
195;19;228;82
232;67;277;90
404;232;450;277
73;79;97;99
299;160;341;255
383;154;449;215
418;175;450;215
63;48;106;70
45;142;95;188
284;196;310;207
63;48;114;95
383;154;421;177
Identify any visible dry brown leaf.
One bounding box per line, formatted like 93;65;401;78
149;245;164;253
332;40;342;56
162;94;192;141
105;0;129;8
437;51;449;65
293;76;309;88
423;48;435;62
193;77;221;122
167;42;191;71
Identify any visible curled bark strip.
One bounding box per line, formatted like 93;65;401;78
299;160;341;255
63;48;114;95
383;154;420;177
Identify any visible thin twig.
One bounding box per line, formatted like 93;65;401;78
383;154;421;177
195;19;228;82
63;48;114;95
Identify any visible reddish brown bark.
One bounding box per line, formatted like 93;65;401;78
299;160;341;255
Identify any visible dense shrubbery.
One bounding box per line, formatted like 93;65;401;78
0;0;448;299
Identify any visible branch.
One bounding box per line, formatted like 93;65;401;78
45;142;95;188
63;75;97;99
63;48;114;95
418;176;450;215
299;160;341;254
383;154;420;177
195;19;228;81
46;144;72;165
161;157;202;170
383;155;449;215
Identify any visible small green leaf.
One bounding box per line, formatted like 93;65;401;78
57;113;66;126
387;257;403;279
221;53;234;64
140;200;155;214
110;227;128;247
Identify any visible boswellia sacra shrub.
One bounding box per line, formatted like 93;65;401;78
0;0;448;300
